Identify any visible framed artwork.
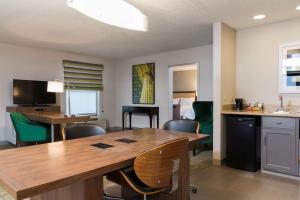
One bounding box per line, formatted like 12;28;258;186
132;63;155;104
279;42;300;93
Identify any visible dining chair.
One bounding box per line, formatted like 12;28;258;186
192;101;213;148
162;119;199;134
62;123;106;140
106;138;189;200
162;119;200;193
10;112;49;147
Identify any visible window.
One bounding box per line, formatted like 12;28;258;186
63;60;103;116
67;90;100;116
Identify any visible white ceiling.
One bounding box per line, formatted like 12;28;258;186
0;0;299;59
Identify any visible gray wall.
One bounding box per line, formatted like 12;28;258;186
114;45;213;128
173;69;197;92
236;18;300;105
0;43;115;141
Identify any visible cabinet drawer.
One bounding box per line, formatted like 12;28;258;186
262;117;296;130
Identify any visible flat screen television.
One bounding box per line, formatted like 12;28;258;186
13;79;56;105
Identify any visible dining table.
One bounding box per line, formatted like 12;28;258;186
0;128;208;200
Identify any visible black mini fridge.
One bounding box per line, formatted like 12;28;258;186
226;116;261;172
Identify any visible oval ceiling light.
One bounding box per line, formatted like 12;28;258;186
253;14;266;20
296;5;300;10
66;0;148;32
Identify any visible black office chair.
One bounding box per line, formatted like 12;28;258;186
62;123;106;140
163;119;199;194
163;119;199;134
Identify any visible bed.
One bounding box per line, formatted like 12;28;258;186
173;91;197;120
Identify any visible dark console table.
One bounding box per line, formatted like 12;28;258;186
122;106;159;130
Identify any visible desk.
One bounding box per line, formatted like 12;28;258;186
0;128;208;200
122;106;159;130
24;112;91;142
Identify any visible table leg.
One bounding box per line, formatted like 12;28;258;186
182;145;190;200
157;113;159;128
85;175;103;200
122;112;125;131
51;124;54;142
30;175;104;200
129;112;132;130
149;114;153;128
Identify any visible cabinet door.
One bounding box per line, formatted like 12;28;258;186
262;128;298;175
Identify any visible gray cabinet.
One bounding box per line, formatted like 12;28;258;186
262;117;299;176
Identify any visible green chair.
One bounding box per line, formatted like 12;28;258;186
192;101;213;146
10;112;49;146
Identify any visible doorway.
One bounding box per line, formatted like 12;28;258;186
168;63;199;120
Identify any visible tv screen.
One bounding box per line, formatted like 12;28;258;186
13;79;56;105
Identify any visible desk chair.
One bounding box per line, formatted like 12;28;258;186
62;123;105;140
10;112;49;147
162;119;199;193
106;138;188;200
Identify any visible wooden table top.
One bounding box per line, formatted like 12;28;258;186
0;128;208;200
24;112;92;124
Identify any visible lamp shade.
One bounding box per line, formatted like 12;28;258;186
47;81;64;93
66;0;148;32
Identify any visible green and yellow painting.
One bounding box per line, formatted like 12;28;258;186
132;63;155;104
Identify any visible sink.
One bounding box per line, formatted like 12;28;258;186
273;110;290;115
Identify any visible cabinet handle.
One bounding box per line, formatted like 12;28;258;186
275;122;282;125
264;136;267;146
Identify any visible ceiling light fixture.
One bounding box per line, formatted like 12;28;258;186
66;0;148;32
296;5;300;10
253;14;266;20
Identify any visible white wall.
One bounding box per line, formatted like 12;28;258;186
236;18;300;105
114;45;213;128
213;22;236;163
0;43;115;141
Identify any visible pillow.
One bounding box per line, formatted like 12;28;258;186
173;98;180;105
180;98;194;106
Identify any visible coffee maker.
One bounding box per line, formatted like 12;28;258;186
235;98;244;111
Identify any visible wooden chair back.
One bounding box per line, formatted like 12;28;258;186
134;137;188;189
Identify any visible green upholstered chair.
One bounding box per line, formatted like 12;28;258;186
10;112;49;146
192;101;213;146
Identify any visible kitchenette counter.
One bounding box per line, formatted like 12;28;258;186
222;109;300;118
223;109;300;177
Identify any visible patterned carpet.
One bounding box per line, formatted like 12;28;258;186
0;144;212;200
0;188;13;200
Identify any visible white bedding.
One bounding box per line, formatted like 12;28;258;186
179;98;195;119
180;105;195;119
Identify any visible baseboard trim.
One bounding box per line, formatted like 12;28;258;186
261;169;299;181
0;141;10;146
212;158;225;166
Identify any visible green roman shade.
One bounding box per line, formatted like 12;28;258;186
63;60;103;91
